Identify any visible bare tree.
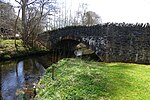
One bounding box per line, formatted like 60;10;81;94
67;2;87;26
15;0;58;47
82;11;102;26
0;1;17;38
14;8;21;50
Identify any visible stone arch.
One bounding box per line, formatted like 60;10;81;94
52;35;101;61
52;35;82;49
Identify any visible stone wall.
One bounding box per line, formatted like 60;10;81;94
38;23;150;64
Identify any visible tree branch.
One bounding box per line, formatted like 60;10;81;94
27;0;38;6
15;0;22;5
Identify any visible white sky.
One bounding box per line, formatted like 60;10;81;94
74;0;150;23
10;0;150;24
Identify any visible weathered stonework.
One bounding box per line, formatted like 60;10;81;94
38;23;150;64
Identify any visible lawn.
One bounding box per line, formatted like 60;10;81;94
0;39;47;60
35;58;150;100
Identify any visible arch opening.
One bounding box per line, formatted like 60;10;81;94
53;39;101;61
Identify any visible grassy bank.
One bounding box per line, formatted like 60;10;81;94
35;58;150;100
0;39;48;61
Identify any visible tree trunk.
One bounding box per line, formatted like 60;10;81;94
22;0;28;45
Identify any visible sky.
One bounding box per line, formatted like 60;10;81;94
74;0;150;24
9;0;150;24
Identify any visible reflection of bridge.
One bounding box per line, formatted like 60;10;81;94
37;23;150;64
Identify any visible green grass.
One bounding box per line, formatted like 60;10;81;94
0;39;48;60
0;39;25;52
0;40;25;59
35;58;150;100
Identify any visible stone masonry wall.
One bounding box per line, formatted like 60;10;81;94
38;23;150;64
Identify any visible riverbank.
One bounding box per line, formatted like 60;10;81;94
35;58;150;100
0;39;48;61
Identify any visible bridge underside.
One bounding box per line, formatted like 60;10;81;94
52;39;100;61
54;39;79;50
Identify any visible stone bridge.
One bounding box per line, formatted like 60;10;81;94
37;23;150;64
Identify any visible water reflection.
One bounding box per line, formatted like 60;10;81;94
17;61;24;85
0;57;46;100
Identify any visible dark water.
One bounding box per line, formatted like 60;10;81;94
0;53;66;100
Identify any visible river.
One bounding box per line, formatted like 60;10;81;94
0;50;72;100
0;49;99;100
